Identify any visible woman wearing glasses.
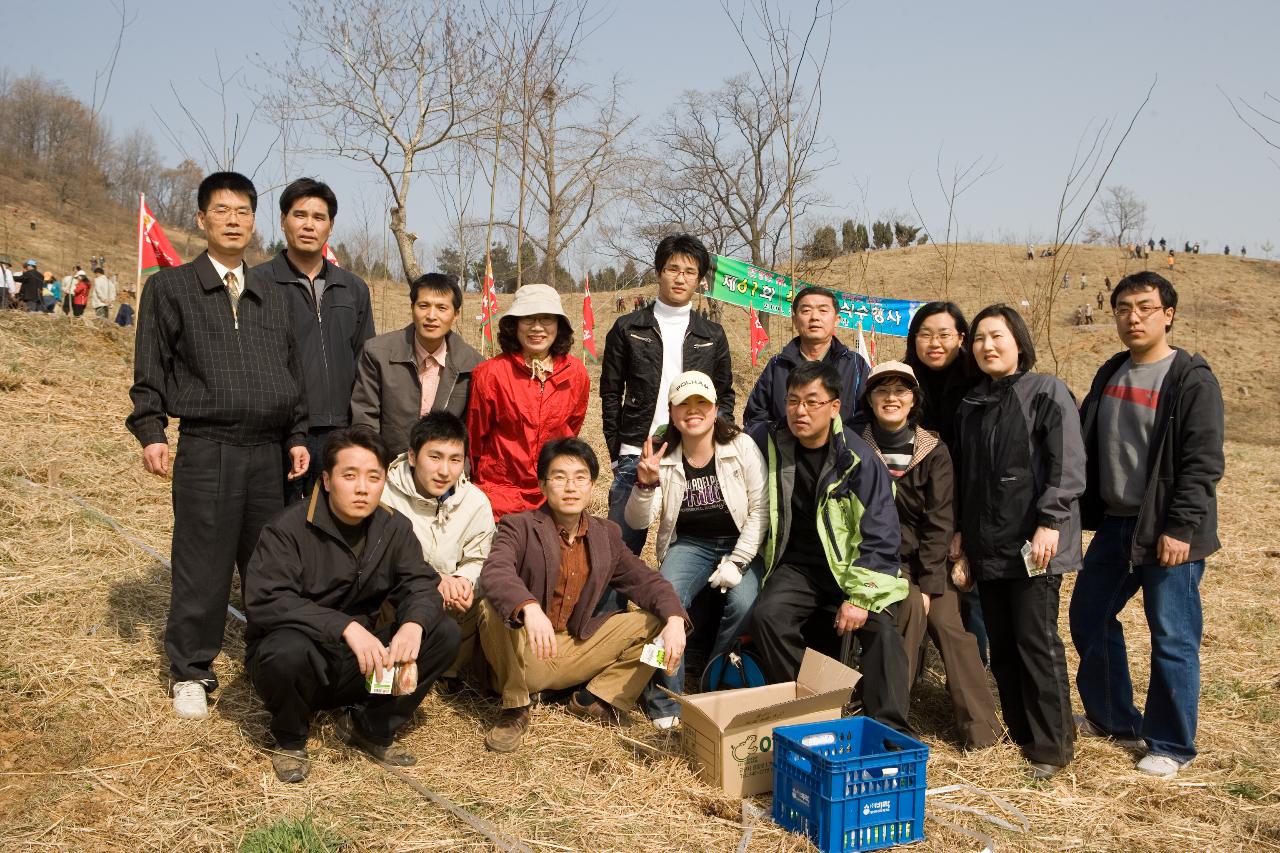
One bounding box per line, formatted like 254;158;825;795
467;284;590;520
625;371;768;730
857;361;1000;750
953;304;1086;780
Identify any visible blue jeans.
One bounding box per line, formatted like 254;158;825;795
642;535;763;718
607;455;649;555
1069;515;1205;762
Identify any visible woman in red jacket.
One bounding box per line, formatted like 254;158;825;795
467;284;589;519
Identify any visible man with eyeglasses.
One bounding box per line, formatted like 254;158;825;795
743;285;870;432
747;361;912;733
600;234;734;555
477;438;689;752
1070;271;1224;779
127;171;310;721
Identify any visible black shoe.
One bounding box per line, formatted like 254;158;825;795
1028;761;1063;781
270;747;309;783
337;713;417;767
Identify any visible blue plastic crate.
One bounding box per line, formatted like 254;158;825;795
771;716;928;853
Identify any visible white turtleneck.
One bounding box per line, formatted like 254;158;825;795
620;298;691;455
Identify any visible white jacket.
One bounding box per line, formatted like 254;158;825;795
624;430;768;566
90;274;116;309
380;452;496;588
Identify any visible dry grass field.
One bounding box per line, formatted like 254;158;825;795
2;217;1279;851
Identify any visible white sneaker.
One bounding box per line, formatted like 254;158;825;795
172;681;209;719
651;715;680;731
1136;754;1185;778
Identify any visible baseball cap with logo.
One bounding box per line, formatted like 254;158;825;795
668;370;717;405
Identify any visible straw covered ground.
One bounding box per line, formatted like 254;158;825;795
2;243;1279;851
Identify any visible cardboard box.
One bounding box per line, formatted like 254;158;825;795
661;649;860;798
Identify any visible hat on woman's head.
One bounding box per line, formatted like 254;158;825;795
865;360;918;389
668;371;717;405
504;283;568;320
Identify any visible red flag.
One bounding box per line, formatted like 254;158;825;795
749;306;769;367
322;243;341;267
138;194;183;276
581;271;599;361
479;255;499;352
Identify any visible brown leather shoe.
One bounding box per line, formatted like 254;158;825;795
270;747;309;783
485;705;532;752
566;693;620;726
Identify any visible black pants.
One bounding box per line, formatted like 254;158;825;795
751;562;911;734
285;427;337;505
979;574;1075;766
167;436;284;688
247;618;460;750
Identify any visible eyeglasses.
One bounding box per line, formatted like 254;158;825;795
517;314;557;327
544;473;592;488
870;385;914;399
204;205;254;221
1113;304;1166;320
662;266;701;281
785;397;834;411
918;332;957;343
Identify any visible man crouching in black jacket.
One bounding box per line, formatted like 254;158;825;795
244;426;460;782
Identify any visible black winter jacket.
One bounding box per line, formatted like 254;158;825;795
254;252;375;429
243;487;445;656
743;336;871;432
18;268;43;302
1079;348;1224;564
912;358;979;452
954;371;1086;580
600;304;735;460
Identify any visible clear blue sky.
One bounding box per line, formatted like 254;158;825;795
7;0;1278;268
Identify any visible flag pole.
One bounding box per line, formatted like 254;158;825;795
136;193;145;295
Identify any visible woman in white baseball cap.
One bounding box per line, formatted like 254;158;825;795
624;370;768;729
466;284;590;519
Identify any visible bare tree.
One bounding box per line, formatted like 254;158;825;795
909;148;999;298
1219;86;1280;161
724;0;835;280
270;0;487;282
1097;185;1147;247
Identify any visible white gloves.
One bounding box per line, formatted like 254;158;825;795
708;557;744;593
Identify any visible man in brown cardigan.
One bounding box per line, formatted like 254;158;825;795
479;437;690;752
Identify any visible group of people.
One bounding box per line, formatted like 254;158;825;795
0;257;130;324
124;170;1223;789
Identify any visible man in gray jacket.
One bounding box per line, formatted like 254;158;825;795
350;273;482;457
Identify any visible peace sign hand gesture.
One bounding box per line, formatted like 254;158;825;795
635;435;668;487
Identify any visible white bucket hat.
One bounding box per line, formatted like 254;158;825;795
503;283;568;320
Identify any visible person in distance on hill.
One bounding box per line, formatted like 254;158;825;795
71;272;91;318
747;361;911;734
467;284;589;520
743;285;870;433
624;371;768;730
1070;272;1224;779
478;438;690;752
351;272;482;459
126;171;310;721
18;260;44;312
600;234;735;555
856;361;1000;749
953;304;1085;780
379;412;495;690
255;178;374;502
90;266;117;320
244;426;460;783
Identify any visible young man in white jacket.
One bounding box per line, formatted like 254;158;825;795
380;412;496;686
624;371;768;729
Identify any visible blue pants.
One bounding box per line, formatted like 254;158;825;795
1069;515;1204;763
642;535;762;718
607;455;648;555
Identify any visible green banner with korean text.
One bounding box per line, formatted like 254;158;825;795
707;254;923;337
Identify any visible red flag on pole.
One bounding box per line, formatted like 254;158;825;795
581;271;599;362
322;243;341;267
479;255;499;353
749;306;769;367
138;194;183;281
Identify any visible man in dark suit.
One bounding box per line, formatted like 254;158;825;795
252;177;375;501
127;171;310;720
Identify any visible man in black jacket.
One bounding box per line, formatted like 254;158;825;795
743;285;870;431
17;260;44;311
245;426;460;782
254;178;375;502
127;171;310;721
1069;272;1225;779
599;234;734;554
